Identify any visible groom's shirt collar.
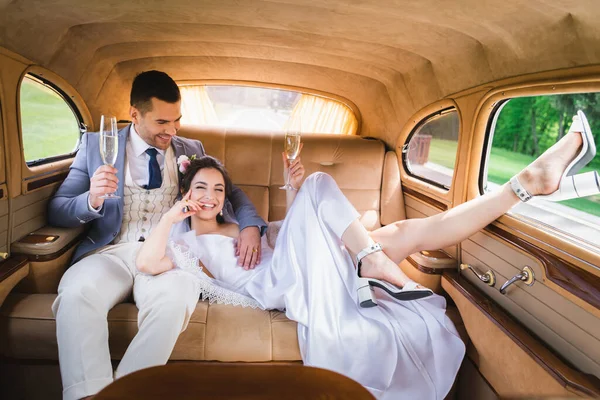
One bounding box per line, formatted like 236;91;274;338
129;124;166;157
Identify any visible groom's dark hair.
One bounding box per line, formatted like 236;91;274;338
130;70;180;114
181;156;233;199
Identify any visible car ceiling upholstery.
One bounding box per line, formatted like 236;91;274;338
0;0;598;145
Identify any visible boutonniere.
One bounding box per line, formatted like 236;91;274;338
177;154;197;174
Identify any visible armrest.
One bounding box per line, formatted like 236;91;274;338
400;250;457;294
10;226;83;294
0;255;29;307
11;226;84;261
408;250;457;273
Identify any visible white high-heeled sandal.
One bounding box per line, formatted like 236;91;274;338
510;110;600;203
355;243;434;308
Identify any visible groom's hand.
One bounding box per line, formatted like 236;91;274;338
236;226;261;270
89;165;118;209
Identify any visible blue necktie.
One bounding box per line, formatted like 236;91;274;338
145;148;162;190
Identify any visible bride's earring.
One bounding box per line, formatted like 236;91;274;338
219;210;223;216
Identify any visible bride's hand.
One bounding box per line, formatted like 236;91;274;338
164;190;200;224
282;143;305;190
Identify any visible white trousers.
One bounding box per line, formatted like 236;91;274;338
51;242;200;400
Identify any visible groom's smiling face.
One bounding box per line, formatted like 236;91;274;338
131;97;182;150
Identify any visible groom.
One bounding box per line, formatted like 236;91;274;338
48;70;267;400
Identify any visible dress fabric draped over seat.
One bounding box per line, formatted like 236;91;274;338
163;172;465;399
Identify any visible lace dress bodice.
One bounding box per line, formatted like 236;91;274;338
166;228;274;309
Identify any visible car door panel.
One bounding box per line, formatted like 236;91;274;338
460;237;600;377
443;272;600;398
11;186;56;243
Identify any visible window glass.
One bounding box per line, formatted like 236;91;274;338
403;109;459;189
179;85;357;135
20;75;81;164
485;94;600;247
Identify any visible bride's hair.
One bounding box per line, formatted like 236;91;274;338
180;155;233;199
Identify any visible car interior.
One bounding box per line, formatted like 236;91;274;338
0;1;599;398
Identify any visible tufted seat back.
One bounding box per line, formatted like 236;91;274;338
178;125;393;229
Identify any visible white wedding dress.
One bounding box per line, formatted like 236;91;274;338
167;172;465;399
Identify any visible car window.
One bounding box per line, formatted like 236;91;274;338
484;94;600;248
20;74;81;164
403;109;459;189
179;84;358;135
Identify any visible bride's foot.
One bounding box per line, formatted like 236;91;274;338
356;248;433;306
515;130;583;197
359;250;424;289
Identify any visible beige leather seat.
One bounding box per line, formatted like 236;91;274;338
1;292;467;362
0;127;467;364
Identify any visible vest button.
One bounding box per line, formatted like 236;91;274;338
141;228;146;233
112;232;117;236
145;200;150;204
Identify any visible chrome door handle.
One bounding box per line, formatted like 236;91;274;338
500;266;535;294
460;263;496;287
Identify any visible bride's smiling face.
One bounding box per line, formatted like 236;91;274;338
189;167;226;220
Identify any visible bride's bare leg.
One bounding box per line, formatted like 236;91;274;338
371;130;584;266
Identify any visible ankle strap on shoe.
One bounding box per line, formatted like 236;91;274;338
568;114;585;135
510;176;532;202
356;242;383;276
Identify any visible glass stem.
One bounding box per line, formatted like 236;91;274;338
287;158;295;188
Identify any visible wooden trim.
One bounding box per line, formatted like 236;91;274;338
13;234;83;262
95;363;375;399
406;256;444;275
25;171;68;192
485;224;600;311
403;186;448;211
0;255;28;284
443;270;600;397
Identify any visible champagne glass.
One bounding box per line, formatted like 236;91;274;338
280;118;302;190
99;115;120;199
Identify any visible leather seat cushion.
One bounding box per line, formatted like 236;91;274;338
0;293;300;362
0;293;468;361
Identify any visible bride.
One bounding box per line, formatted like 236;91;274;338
135;112;597;399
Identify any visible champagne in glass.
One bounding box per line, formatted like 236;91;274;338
280;127;302;190
284;133;301;160
99;115;120;199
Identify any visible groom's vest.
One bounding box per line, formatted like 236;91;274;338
113;146;179;244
